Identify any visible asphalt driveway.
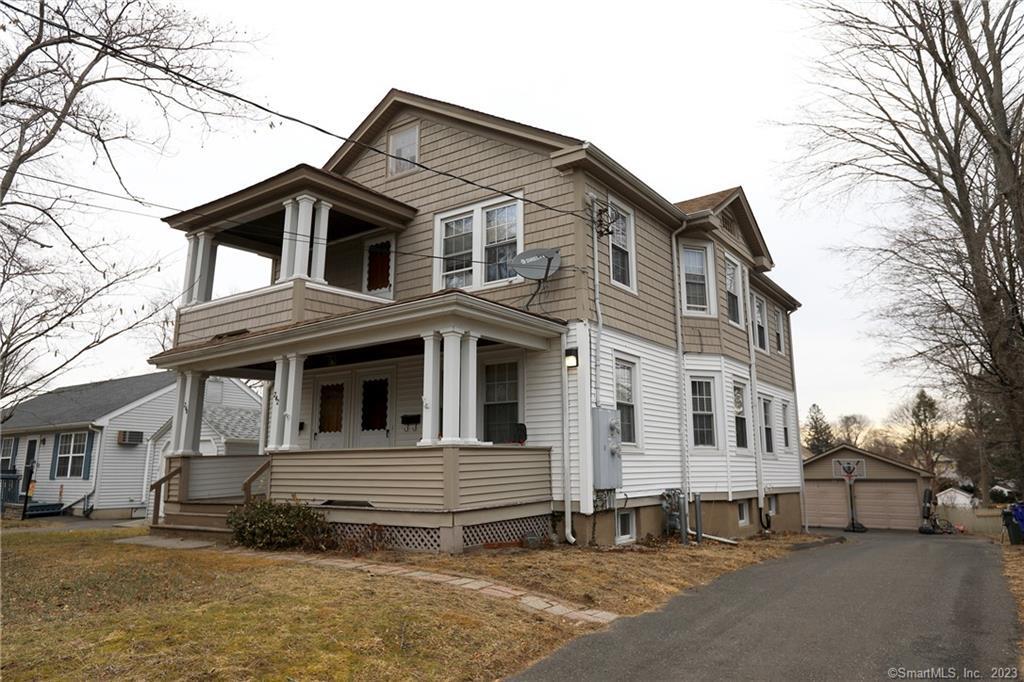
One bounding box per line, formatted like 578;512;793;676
516;532;1019;681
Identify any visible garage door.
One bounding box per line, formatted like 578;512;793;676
853;481;921;530
805;480;849;528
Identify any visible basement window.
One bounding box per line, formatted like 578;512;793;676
738;500;750;526
615;508;636;544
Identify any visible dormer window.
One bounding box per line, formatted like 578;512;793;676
387;122;419;176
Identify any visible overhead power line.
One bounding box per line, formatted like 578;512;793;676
0;0;589;222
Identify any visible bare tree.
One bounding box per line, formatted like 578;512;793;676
796;1;1024;487
834;414;871;447
890;389;955;489
0;0;250;414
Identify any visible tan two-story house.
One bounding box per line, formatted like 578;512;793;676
149;89;803;550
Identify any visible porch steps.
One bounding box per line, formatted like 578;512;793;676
163;511;230;529
151;500;236;541
150;523;232;543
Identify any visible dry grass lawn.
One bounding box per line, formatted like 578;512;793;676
1;528;587;681
371;533;816;616
1003;544;1024;668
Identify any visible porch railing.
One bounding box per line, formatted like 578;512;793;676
268;445;552;511
174;279;387;346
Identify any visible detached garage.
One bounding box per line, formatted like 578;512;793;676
803;445;933;531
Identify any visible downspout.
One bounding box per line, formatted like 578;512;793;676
743;270;767;525
80;425;102;517
560;330;576;544
787;310;809;532
671;220;693;542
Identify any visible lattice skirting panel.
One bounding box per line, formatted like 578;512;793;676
463;514;553;548
331;522;441;552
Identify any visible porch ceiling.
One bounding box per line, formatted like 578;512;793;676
162;163;417;235
150;290;566;372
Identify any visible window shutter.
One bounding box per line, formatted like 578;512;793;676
11;437;19;468
82;431;95;479
49;433;61;479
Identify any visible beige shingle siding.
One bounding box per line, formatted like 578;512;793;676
752;285;795;390
342;114;579;318
175;287;293;345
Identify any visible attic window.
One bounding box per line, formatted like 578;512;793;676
387;122;419;176
722;208;740;238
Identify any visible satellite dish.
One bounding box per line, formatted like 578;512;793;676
510;248;561;281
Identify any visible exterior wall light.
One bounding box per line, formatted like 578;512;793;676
565;348;579;368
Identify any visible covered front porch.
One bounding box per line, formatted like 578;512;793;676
149;291;568;550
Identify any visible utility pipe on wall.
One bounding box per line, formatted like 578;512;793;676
670;221;692;543
560;330;576;544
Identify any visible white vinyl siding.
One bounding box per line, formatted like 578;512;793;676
433;194;524;291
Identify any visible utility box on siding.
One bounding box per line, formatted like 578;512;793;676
592;407;623;490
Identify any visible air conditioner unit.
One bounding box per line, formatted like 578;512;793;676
117;430;144;446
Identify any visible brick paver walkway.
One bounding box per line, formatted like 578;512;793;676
219;547;619;624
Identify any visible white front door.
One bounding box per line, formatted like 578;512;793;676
355;370;393;448
313;378;349;449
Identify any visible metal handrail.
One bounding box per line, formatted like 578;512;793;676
242;459;271;503
149;466;182;525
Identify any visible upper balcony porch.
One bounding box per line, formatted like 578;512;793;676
166;164;418;347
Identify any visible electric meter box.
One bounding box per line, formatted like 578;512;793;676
592;407;623;490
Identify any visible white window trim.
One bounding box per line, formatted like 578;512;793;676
432;193;525;293
607;197;638;295
362;235;396;299
476;348;527;444
723;253;744;329
55;431;87;479
768;494;778;515
386;121;420;178
773;307;786;354
688;374;719;450
612;351;643;450
0;436;13;469
679;239;718;317
781;401;791;450
738;500;750;526
732;379;751;454
760;396;776;457
615;508;636;544
753;294;769;354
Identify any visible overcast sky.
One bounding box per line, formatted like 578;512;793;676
50;0;919;425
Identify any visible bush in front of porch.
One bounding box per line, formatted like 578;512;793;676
227;500;337;551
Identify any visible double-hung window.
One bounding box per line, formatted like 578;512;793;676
754;296;768;351
683;247;710;314
387;122;418;176
774;308;786;353
56;432;87;478
761;398;774;454
733;382;748;449
725;257;742;325
691;378;716;447
435;195;524;290
781;402;791;448
483;362;520;444
615;358;638;444
609;201;635;290
1;437;13;470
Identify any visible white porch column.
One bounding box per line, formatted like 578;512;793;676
310;200;331;283
181;236;198;304
193;232;217;304
281;353;306;450
460;332;479;443
419;333;441;445
291;195;316;279
179;371;207;454
169;372;187;451
258;379;270;455
268;356;289;450
278;199;297;281
440;330;463;444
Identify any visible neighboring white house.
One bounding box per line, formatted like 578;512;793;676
936;487;977;509
1;373;260;518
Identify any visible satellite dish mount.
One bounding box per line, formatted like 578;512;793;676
509;248;561;310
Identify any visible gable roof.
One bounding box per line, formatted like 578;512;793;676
803;443;934;477
324;89;582;173
674;185;774;271
2;372;177;431
203;406;261;441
